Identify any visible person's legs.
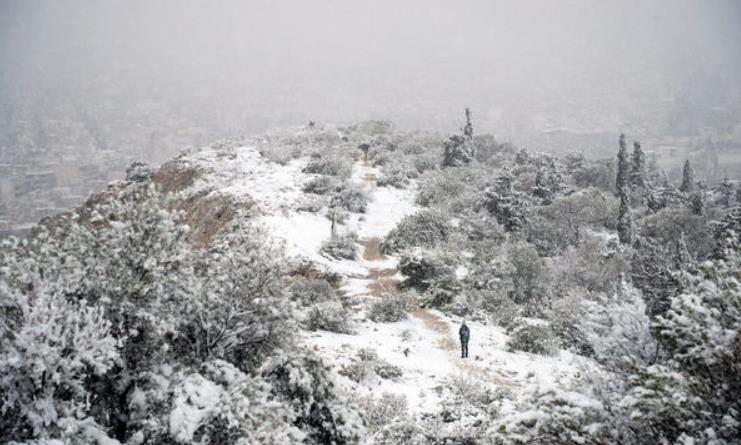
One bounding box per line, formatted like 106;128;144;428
461;342;465;358
464;342;468;358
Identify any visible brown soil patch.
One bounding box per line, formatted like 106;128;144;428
414;308;457;352
153;160;202;194
364;173;377;183
367;276;401;297
179;192;251;248
361;237;384;261
367;268;397;280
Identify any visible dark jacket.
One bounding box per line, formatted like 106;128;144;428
459;324;470;342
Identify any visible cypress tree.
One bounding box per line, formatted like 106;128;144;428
616;133;630;195
630;141;646;188
618;191;632;244
680;160;695;193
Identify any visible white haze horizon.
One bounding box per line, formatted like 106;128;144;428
1;0;740;158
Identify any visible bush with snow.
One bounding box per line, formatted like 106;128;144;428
262;350;365;444
306;301;353;334
368;292;416;322
357;393;409;433
303;175;339;195
380;210;452;254
505;319;559;356
289;276;338;307
320;232;358;260
0;287;119;441
175;228;295;372
340;348;403;383
303;156;352;178
331;184;368;213
377;167;412;189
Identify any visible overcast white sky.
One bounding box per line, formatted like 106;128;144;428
1;0;740;141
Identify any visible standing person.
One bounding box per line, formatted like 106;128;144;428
459;321;470;358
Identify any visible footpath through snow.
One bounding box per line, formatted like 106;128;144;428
190;144;583;417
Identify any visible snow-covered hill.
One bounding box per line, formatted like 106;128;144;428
173;132;586;426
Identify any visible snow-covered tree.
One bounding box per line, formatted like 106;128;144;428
617;191;632;244
616;133;630;195
630;140;646;189
174;228;296;371
680;159;695;193
624;250;741;443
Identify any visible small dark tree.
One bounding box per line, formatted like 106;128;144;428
680;160;695;193
630;141;646;189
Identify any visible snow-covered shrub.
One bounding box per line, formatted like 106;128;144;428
505;319;559;356
303;175;339;195
371;151;390;166
438;375;507;435
306;301;353;334
340;348;402;383
578;283;656;369
478;291;519;328
380;210;452;254
259;142;302;165
489;385;612;445
303;156;352;178
398;254;452;291
374;361;403;380
320;232;358;260
527;188;618;255
413;153;439;174
289;277;337;307
176;228;295;372
552;236;629;295
639;207;713;261
126;160;154;182
262;350;365;444
0;287;119;441
358;393;408;433
546;291;593;355
373;419;427;445
296;198;324;213
331;184;368;213
191;373;306;445
377;168;411;189
416;168;469;208
368;292;416;322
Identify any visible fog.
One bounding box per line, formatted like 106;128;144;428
1;1;740;230
3;0;740;139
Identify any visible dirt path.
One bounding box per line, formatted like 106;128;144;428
412;308;518;386
353;161;518;387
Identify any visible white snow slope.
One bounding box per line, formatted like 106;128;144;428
185;139;586;426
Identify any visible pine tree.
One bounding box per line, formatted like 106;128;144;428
616;133;630;195
680;159;695;193
630;141;646;188
617;191;632;244
442;109;475;167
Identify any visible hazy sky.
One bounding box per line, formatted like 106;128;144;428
1;0;740;141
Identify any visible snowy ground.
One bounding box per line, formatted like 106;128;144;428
188;142;585;419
